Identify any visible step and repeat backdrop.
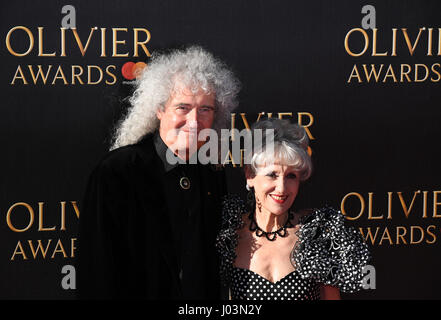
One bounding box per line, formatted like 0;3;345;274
1;0;440;299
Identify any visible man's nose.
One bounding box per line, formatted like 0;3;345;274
186;107;200;123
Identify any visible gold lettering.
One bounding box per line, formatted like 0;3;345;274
341;192;365;220
11;241;27;260
28;65;52;84
431;63;440;82
433;191;441;217
105;65;117;85
347;64;362;83
402;28;425;56
71;65;84;85
427;28;433;56
400;64;412;82
87;65;103;85
297;112;315;140
71;201;80;218
112;28;129;57
391;28;398;56
6;26;34;56
230;113;236;140
256;112;265;122
379;227;393;245
344;28;369;57
372;28;388;56
38;27;56;56
60;28;66;57
100;28;107;57
368;192;383;220
71;27;96;56
51;65;68;85
240;113;251;130
387;192;393;219
38;202;56;231
426;225;437;244
359;227;379;245
51;239;68;258
363;64;383;82
240;149;246;167
415;64;429;82
28;239;52;258
61;201;80;231
71;238;77;258
396;226;407;244
410;225;424;244
6;202;34;232
422;191;428;218
11;65;28;85
223;150;237;167
438;28;441;56
397;190;420;218
60;201;67;231
383;64;398;82
133;28;151;57
231;112;265;141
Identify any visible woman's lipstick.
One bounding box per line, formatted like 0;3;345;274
269;194;288;204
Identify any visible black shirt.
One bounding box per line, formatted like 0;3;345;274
153;133;218;299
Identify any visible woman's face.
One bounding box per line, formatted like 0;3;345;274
246;163;300;216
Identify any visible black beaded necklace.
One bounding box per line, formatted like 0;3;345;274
248;211;295;241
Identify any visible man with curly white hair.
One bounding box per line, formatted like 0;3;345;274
78;46;240;299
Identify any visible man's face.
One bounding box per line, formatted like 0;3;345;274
157;85;216;159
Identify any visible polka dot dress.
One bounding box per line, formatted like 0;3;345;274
216;195;371;299
230;267;320;300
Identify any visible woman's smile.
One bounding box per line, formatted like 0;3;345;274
269;193;288;204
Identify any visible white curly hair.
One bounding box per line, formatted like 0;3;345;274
110;45;241;150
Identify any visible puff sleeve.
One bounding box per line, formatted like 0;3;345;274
291;206;371;293
215;195;246;287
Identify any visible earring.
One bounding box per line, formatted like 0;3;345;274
246;184;250;191
255;196;262;213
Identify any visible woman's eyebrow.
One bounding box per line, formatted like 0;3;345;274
257;168;276;175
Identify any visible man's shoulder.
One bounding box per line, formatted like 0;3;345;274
94;135;155;174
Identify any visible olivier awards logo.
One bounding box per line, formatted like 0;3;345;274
5;5;151;86
340;6;441;247
344;5;441;84
341;190;441;246
6;201;80;260
5;201;80;289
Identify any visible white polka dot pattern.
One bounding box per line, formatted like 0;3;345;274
216;195;371;299
231;267;320;300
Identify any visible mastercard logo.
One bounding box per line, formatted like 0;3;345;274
121;61;147;80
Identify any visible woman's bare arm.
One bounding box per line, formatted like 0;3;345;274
320;285;341;300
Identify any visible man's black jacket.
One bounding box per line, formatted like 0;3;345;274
77;133;226;299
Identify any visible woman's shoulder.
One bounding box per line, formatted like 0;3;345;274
291;205;371;293
216;194;248;286
219;194;248;228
